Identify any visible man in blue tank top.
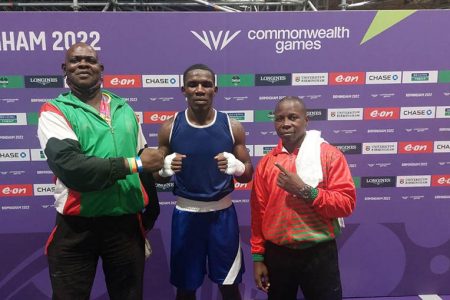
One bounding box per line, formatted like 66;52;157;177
156;64;253;300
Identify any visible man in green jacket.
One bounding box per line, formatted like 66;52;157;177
37;42;163;300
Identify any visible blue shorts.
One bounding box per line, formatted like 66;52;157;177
170;204;244;290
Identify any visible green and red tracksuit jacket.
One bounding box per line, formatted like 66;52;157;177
250;140;356;260
37;90;152;218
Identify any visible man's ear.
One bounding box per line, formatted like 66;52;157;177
181;86;186;94
61;63;66;73
100;64;104;72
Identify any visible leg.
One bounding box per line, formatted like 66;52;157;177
299;240;342;300
218;283;242;300
47;214;98;300
264;242;299;300
100;215;145;300
176;289;197;300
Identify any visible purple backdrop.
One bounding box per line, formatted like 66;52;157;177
1;10;450;299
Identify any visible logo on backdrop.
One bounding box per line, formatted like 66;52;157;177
436;106;450;118
396;175;431;187
0;184;33;197
143;111;176;124
25;76;63;88
365;71;402;84
254;145;276;156
306;109;327;120
0;113;27;125
255;74;291;86
103;75;142;88
362;142;397;154
142;75;180;88
292;73;328;86
191;30;241;51
328;108;363;120
400;106;435;119
361;176;396;188
431;175;450;186
223;111;253;122
364;107;400;120
329;72;365;85
434;141;450;153
398;141;433;154
0;149;30;161
333;143;362;154
402;71;438;83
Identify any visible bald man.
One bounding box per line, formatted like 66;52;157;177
37;43;163;300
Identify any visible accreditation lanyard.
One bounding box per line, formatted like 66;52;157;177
99;93;112;125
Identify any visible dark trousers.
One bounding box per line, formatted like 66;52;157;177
265;240;342;300
47;213;145;300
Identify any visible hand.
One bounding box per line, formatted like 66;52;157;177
140;148;164;172
159;153;186;177
215;152;245;176
254;261;270;293
274;163;305;195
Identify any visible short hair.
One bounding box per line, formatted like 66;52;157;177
276;96;307;111
183;64;215;86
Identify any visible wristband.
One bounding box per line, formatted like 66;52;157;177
127;157;138;174
135;156;144;173
298;184;318;201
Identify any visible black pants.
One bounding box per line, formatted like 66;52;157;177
265;240;342;300
46;213;145;300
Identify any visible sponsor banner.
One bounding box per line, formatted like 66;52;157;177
0;75;24;88
362;142;397;154
396;175;431;187
143;111;176;124
254;110;274;122
365;71;402;84
33;183;56;196
103;75;142;88
361;176;396;188
0;113;27;125
431;175;450;186
0;149;30;161
434;141;450;153
223;110;254;122
329;72;365;85
436;106;450;118
217;74;254;87
30;149;47;161
400;106;435;119
402;71;438;83
142;75;180;88
254;145;276;156
438;70;450;83
334;143;362;154
328;108;363;120
291;73;328;86
306;109;327;120
255;73;291;86
398;141;434;154
24;75;64;88
0;184;34;197
364;107;400;120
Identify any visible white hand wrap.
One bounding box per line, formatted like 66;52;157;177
158;153;176;177
223;152;245;177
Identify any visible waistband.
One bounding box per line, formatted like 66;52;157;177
175;195;232;213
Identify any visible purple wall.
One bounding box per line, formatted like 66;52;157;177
1;11;450;299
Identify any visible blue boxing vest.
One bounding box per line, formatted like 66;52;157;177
170;109;235;202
